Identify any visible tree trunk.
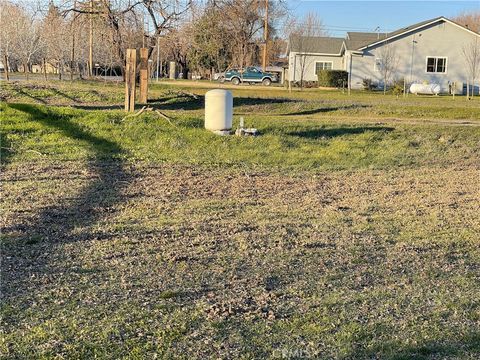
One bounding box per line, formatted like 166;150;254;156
43;58;47;81
3;54;9;81
24;62;29;80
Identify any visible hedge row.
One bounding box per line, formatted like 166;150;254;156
317;70;348;88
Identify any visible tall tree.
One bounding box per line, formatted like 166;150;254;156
377;43;398;95
11;2;44;78
161;23;193;78
187;6;231;73
0;1;21;80
42;2;70;79
221;0;265;68
462;38;480;98
288;12;325;89
62;0;192;77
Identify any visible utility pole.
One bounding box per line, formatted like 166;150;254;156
88;0;93;78
70;0;77;81
156;35;160;81
139;48;149;103
262;0;269;71
142;14;146;48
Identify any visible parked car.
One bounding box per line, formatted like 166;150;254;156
222;67;278;86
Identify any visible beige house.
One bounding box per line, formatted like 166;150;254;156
30;63;59;74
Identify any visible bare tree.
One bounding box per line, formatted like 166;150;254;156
454;11;480;33
185;0;286;75
462;38;480;98
1;0;287;81
60;0;192;77
9;2;44;79
161;23;193;78
377;43;398;95
0;1;20;80
42;2;70;79
288;12;325;89
220;0;264;68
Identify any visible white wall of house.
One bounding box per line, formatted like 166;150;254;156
288;52;344;82
349;21;479;91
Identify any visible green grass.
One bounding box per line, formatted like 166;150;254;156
1;80;479;359
1;101;479;171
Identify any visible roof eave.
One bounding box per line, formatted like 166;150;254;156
291;51;343;56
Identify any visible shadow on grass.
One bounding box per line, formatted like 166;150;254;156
11;86;48;104
148;94;204;110
50;88;82;103
9;84;81;104
72;104;124;111
287;126;394;139
2;103;133;303
234;97;296;107
147;94;297;111
283;104;370;116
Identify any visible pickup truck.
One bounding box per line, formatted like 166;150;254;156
222;67;277;86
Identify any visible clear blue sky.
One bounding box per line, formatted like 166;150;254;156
287;1;480;36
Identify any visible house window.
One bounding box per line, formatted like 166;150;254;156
426;57;447;73
315;61;333;74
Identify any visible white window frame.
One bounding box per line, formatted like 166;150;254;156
315;61;333;75
425;56;448;74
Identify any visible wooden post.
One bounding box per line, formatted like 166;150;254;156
139;48;148;104
125;49;137;112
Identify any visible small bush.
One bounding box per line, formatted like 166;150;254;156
317;70;348;88
391;79;405;97
362;78;377;91
292;81;318;88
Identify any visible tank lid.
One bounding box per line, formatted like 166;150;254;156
206;89;232;96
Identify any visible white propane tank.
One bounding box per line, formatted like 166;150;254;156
410;83;441;95
205;89;233;135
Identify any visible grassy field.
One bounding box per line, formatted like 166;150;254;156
1;79;480;359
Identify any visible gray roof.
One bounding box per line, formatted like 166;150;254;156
289;35;344;54
289;16;480;55
345;32;389;50
356;16;480;49
386;16;443;39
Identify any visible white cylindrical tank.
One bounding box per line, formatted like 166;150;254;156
205;89;233;134
410;83;441;95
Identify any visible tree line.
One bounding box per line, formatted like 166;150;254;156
0;0;289;80
0;1;478;82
